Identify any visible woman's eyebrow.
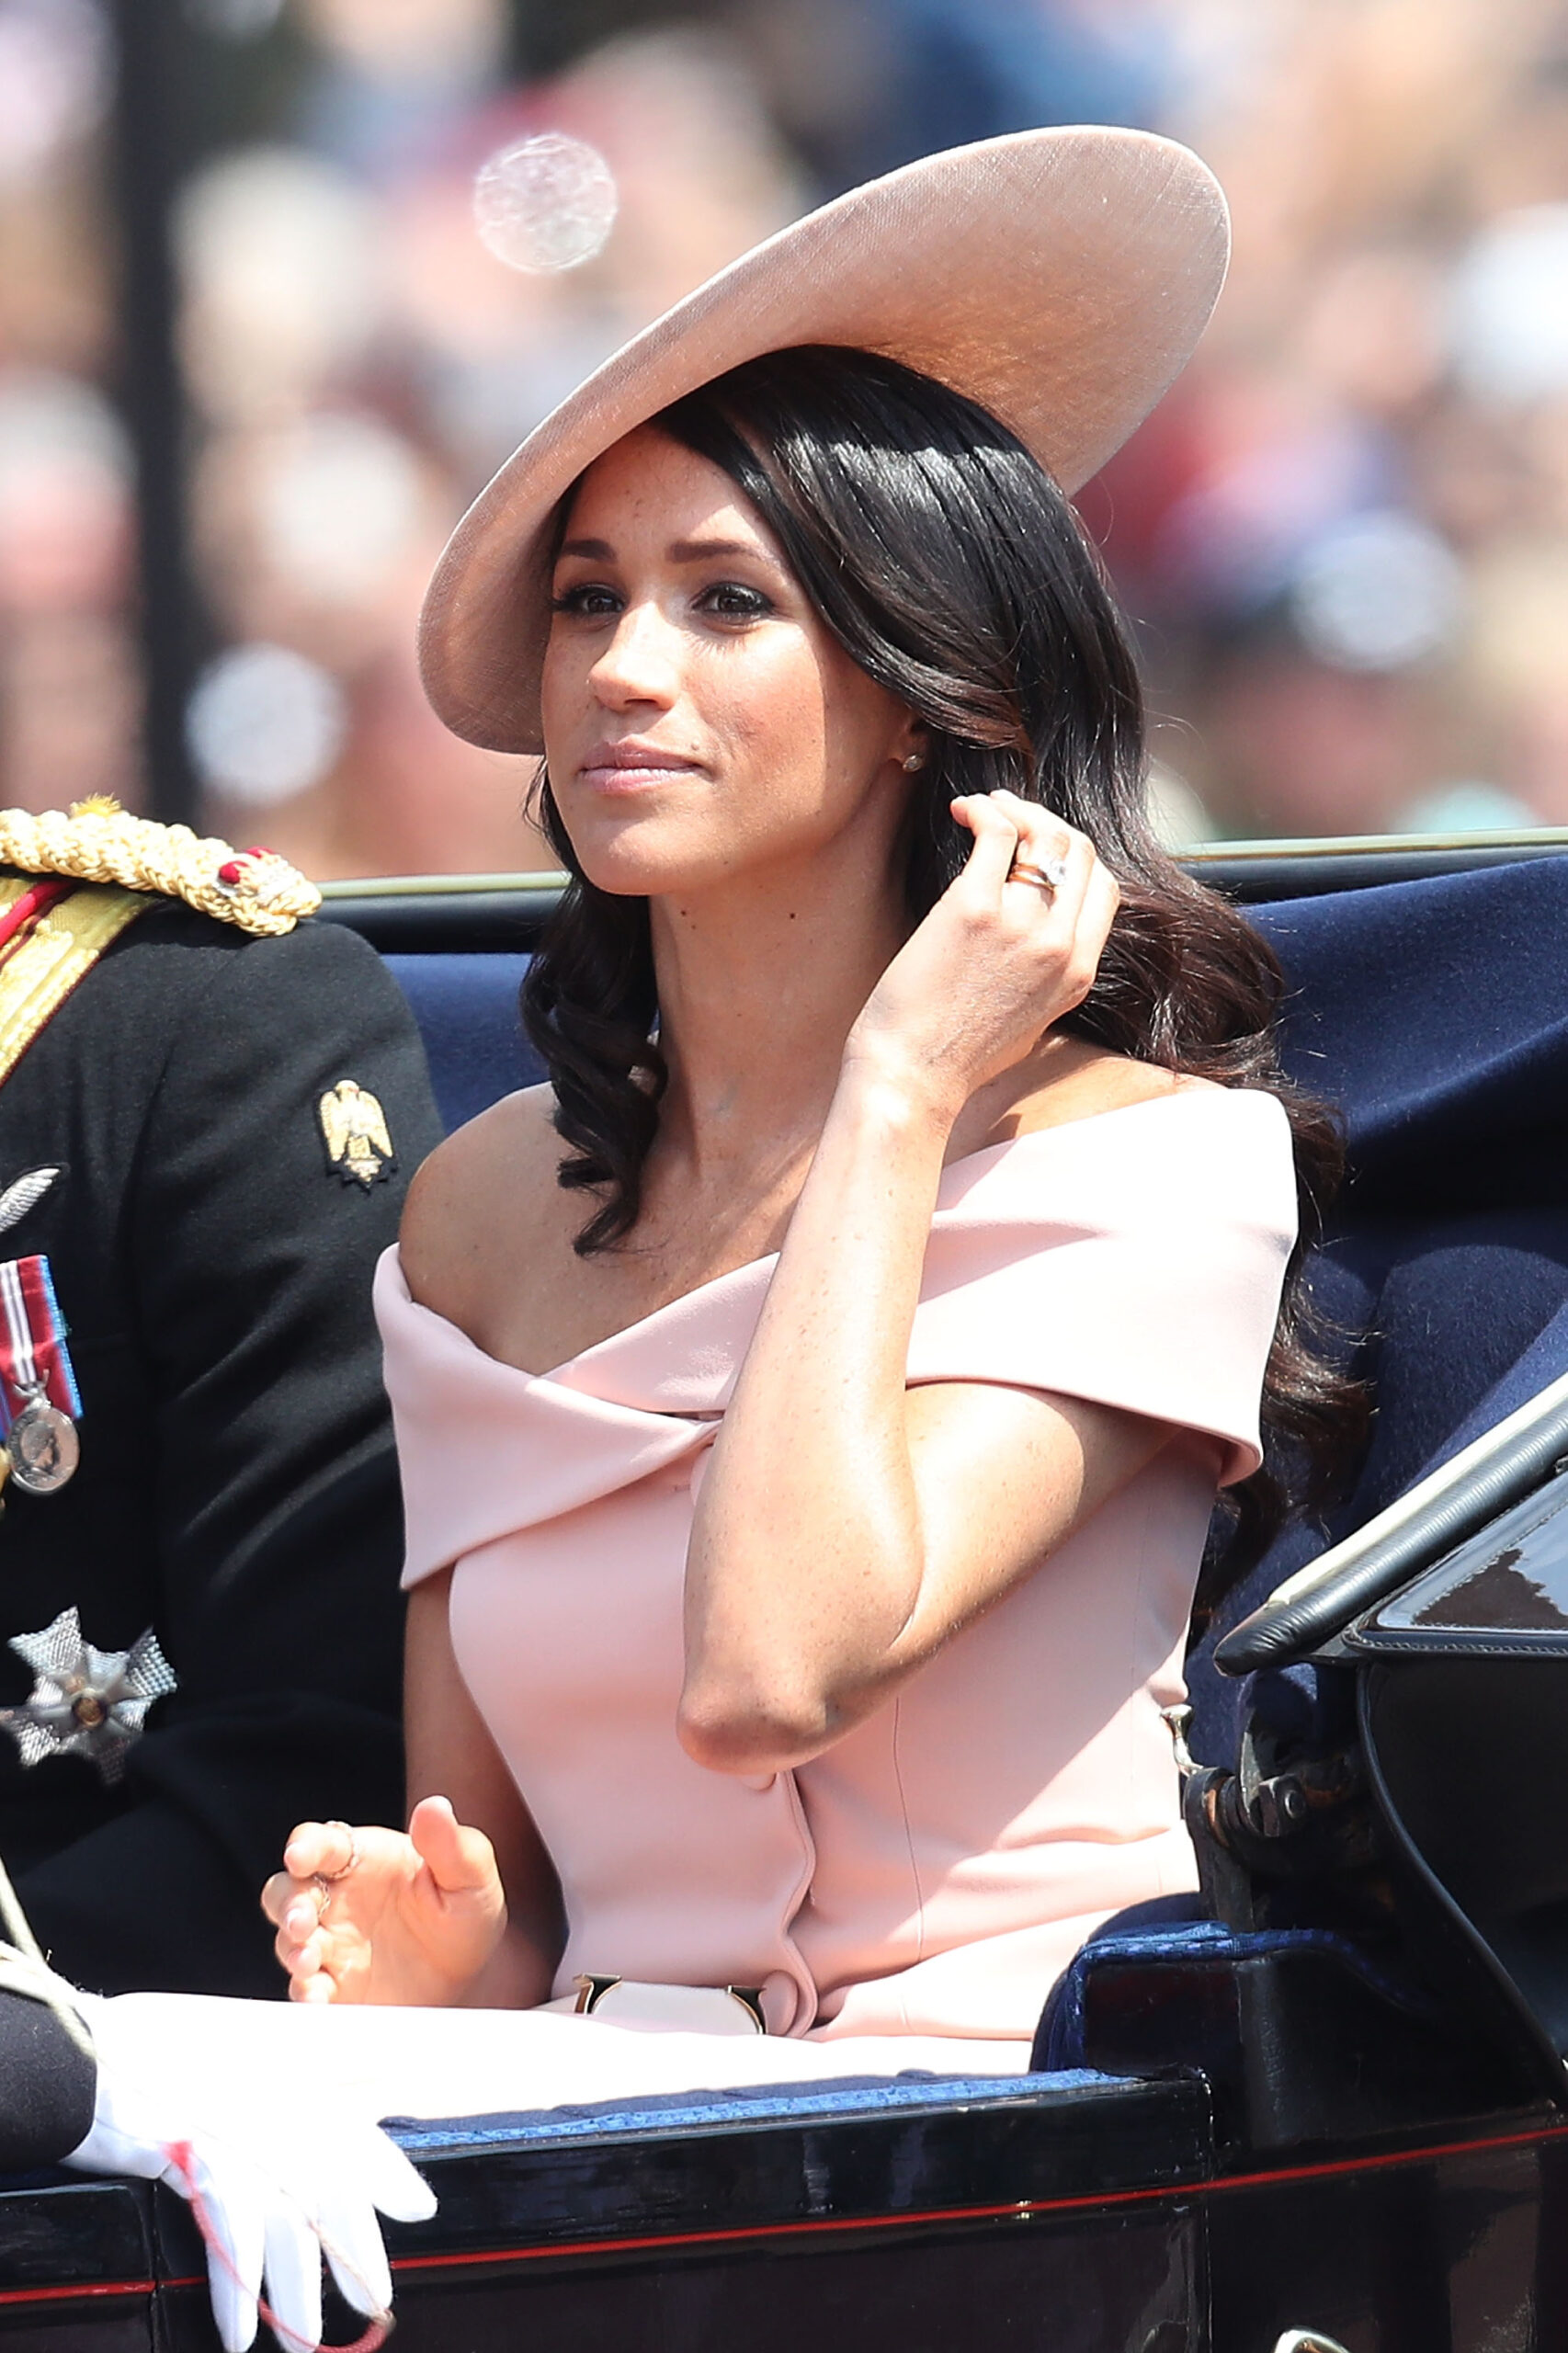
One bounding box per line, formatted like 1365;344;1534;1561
665;535;769;563
554;532;778;566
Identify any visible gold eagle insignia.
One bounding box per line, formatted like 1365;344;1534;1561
319;1079;394;1188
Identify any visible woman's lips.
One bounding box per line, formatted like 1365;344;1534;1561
575;756;703;793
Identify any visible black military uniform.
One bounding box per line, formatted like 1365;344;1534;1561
0;1983;94;2169
0;824;442;1997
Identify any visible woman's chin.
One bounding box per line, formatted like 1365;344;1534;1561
553;803;688;897
570;834;738;903
580;868;661;899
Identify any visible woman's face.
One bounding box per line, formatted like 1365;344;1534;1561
540;425;919;899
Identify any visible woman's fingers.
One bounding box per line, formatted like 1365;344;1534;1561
989;792;1083;900
264;1821;354;1950
258;1869;292;1929
278;1921;325;1976
260;1872;323;1966
275;1919;340;2005
949;790;1115;1025
950;793;1022;896
281;1926;342;2003
265;1818;386;1998
262;1875;333;1972
281;1818;356;1883
262;1859;347;2001
291;1966;341;2005
265;1881;324;1943
990;798;1110;947
956;790;1091;917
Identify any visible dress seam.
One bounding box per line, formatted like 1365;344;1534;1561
776;1766;823;2034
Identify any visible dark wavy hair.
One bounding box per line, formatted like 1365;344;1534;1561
522;345;1366;1567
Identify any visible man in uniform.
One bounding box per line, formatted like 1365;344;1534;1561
0;798;443;1996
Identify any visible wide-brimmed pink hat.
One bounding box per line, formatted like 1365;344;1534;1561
419;126;1229;754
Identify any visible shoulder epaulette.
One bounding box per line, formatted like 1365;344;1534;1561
0;800;321;938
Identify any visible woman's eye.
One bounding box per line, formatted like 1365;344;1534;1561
549;584;620;618
698;582;772;621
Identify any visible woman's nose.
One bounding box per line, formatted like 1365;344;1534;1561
588;600;680;710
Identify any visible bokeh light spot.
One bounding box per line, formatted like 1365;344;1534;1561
1290;511;1465;674
0;0;107;188
472;133;618;275
187;642;347;804
1449;205;1568;407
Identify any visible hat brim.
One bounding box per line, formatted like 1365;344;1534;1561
419;126;1229;754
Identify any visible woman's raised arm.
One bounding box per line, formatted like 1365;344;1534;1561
680;792;1173;1777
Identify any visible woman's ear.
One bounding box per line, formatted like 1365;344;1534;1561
896;721;929;775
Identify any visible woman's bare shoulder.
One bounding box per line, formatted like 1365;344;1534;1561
995;1046;1220;1146
401;1085;566;1324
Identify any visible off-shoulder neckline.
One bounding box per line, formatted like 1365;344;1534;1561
392;1083;1277;1387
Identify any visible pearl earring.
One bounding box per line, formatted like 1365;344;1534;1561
903;752;926;772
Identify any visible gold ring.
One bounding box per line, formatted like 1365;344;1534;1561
1009;854;1068;892
317;1822;360;1882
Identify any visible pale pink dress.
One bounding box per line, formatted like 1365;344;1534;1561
378;1087;1295;2081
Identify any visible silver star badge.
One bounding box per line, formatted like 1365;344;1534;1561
0;1608;176;1785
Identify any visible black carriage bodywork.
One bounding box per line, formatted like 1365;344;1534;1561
4;2005;1562;2351
5;828;1568;2353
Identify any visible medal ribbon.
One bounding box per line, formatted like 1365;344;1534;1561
0;1256;81;1435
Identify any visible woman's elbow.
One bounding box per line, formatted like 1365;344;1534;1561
676;1676;834;1778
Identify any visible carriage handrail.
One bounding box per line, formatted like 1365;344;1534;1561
1214;1369;1568;1674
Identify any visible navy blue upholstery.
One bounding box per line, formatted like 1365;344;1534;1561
385;953;543;1132
1256;860;1568;1221
1189;859;1568;1763
1032;1910;1435;2074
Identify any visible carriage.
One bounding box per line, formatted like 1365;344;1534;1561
6;824;1567;2353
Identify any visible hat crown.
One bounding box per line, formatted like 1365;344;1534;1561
418;127;1229;756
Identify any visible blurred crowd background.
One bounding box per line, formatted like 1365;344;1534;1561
3;0;1568;875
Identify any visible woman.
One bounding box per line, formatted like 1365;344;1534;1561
260;127;1353;2076
30;126;1360;2353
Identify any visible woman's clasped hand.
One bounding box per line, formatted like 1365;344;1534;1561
263;1798;506;2006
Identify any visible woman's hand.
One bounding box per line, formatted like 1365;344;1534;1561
261;1797;506;2006
846;789;1119;1120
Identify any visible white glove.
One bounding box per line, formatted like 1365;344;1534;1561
62;1992;437;2352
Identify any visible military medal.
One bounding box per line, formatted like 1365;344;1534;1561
6;1391;79;1495
0;1255;81;1496
0;1607;176;1783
